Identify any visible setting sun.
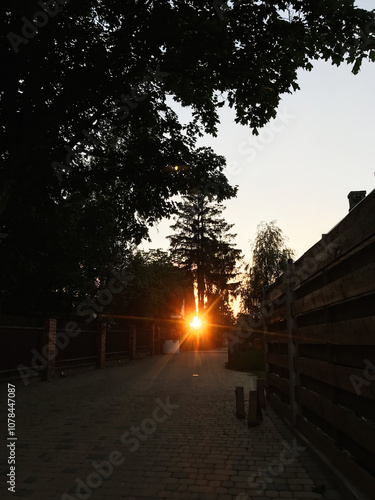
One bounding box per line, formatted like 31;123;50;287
189;316;202;329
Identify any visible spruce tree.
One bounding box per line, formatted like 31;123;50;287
168;194;242;319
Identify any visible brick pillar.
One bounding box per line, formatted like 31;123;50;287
97;321;106;369
43;318;57;381
150;324;156;356
129;324;136;360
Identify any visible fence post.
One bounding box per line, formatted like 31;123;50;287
43;318;57;381
262;287;270;395
286;259;301;426
129;324;136;360
97;320;106;369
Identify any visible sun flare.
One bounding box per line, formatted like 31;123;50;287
189;316;202;329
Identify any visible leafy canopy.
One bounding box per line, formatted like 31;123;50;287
1;0;374;315
2;1;375;213
108;249;194;319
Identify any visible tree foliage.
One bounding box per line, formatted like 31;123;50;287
0;144;231;315
241;221;294;312
1;1;374;314
2;1;375;213
168;194;242;319
109;249;194;319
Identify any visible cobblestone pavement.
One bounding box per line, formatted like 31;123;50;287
1;351;347;500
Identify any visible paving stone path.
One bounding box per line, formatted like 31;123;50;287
1;351;347;499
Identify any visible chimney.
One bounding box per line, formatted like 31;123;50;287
348;191;366;212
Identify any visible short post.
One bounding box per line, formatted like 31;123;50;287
248;376;263;426
97;321;106;369
129;324;136;360
43;318;57;381
235;387;245;418
257;379;266;408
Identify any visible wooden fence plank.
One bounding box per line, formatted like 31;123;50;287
296;415;375;499
295;386;375;455
266;319;287;332
267;285;286;303
268;392;292;422
267;353;289;369
290;189;375;286
269;373;290;396
294;357;375;400
293;315;375;345
291;234;375;297
264;275;285;300
293;262;375;316
265;304;287;325
265;331;288;343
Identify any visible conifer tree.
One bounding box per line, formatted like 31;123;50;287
168;194;242;319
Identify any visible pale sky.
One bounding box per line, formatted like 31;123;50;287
141;1;375;265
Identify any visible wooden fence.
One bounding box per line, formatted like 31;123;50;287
0;315;185;383
263;189;375;499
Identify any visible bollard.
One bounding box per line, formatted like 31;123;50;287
248;376;263;426
257;379;266;408
235;386;246;419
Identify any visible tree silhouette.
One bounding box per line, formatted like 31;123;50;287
241;220;294;315
168;194;242;320
1;0;373;314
